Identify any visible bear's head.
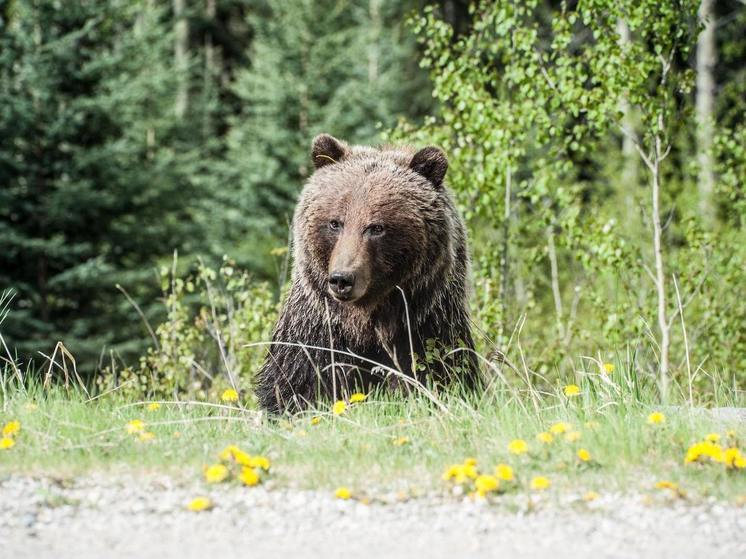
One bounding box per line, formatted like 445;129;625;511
293;133;454;309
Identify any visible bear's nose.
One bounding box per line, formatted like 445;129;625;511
329;271;355;298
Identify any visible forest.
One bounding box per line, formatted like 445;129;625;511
1;0;744;403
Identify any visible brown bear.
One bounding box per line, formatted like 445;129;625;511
255;134;479;413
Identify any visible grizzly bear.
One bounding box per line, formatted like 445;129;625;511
255;134;479;413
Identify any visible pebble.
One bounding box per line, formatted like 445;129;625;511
0;473;744;558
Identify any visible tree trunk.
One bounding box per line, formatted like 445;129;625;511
368;0;380;84
617;19;638;194
696;0;716;224
203;0;217;137
173;0;189;119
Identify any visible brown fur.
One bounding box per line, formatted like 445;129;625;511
256;134;479;413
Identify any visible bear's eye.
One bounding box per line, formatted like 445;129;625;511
328;220;342;232
367;224;385;237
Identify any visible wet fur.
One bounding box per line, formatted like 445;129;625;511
256;137;478;413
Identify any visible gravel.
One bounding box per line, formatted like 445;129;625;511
1;474;745;558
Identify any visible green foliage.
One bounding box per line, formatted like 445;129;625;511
97;259;278;403
0;0;205;365
391;0;745;387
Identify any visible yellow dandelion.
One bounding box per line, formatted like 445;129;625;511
186;497;213;512
577;448;591;462
655;480;678;491
2;420;21;437
536;432;554;444
474;475;500;497
332;400;347;416
602;363;614;374
221;388;239;403
507;439;529;455
218;445;252;467
530;476;551;491
0;437;15;450
248;455;271;471
349;393;367;403
138;431;156;443
685;441;724;464
494;463;514;481
723;448;746;469
550;422;570;435
583;491;600;502
125;419;145;434
146;402;161;412
464;457;477;467
239;467;260;486
647;411;666;425
705;433;720;443
563;384;581;397
335;487;352;500
565;431;582;443
392;436;410;446
310;416;322;426
204;463;230;484
442;463;477;483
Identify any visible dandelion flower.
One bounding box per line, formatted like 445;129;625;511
583;491;600;502
146;402;161;412
536;432;553;444
705;433;720;443
563;384;581;397
310;416;322;426
392;436;410;446
530;476;550;491
684;441;724;464
565;431;582;443
349;393;367;403
332;400;347;416
507;439;528;455
723;448;746;469
125;419;145;434
654;480;678;491
464;457;477;467
204;463;230;484
186;497;213;512
494;464;514;482
218;445;252;467
647;411;665;425
0;437;15;450
138;431;156;443
335;487;352;500
2;420;21;437
221;388;239;403
577;448;591;462
550;422;570;435
474;475;500;497
239;467;260;486
602;363;614;374
443;462;478;483
249;456;271;471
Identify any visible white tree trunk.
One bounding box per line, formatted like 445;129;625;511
616;19;638;191
696;0;716;223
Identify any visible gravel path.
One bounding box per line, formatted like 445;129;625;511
2;474;744;559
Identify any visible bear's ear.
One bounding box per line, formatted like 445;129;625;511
409;146;448;188
312;134;349;169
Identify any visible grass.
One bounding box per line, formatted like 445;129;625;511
1;367;745;503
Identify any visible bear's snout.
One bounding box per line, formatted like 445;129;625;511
328;271;355;300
